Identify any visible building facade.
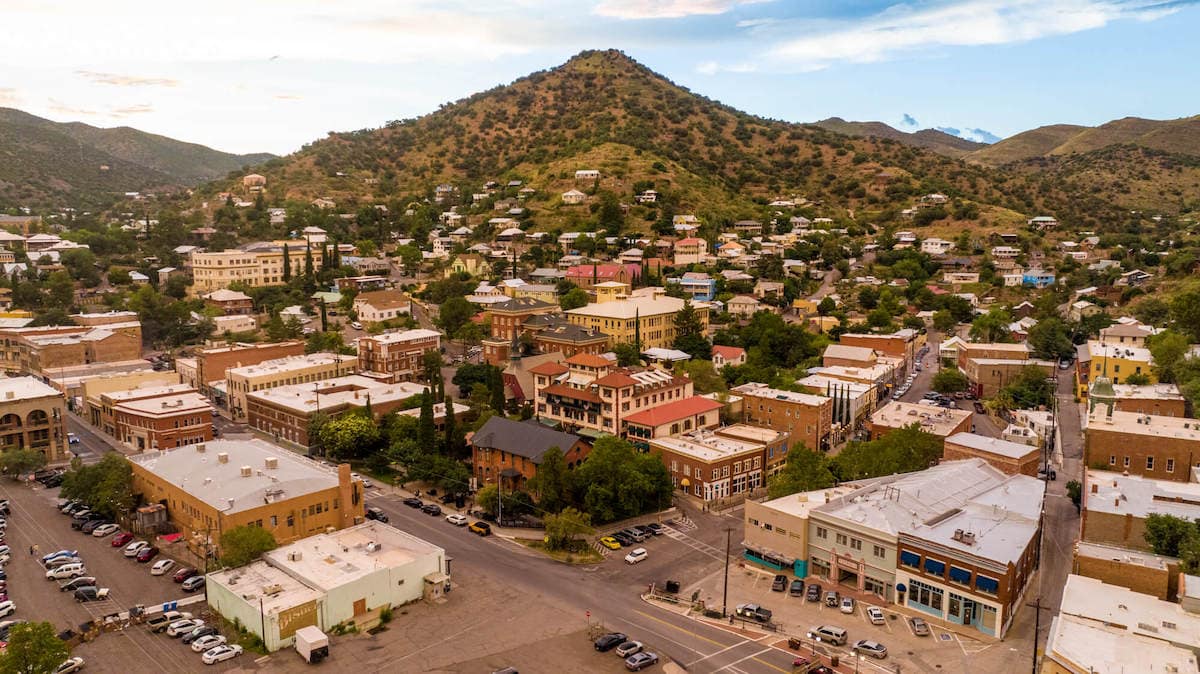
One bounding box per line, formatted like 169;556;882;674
356;329;442;384
564;289;708;350
731;382;834;452
533;356;693;438
0;377;69;463
226;353;357;422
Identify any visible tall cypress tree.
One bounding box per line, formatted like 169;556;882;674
304;244;314;278
443;395;460;457
418;392;436;450
634;308;641;351
489;369;506;414
320;299;328;332
282;244;292;281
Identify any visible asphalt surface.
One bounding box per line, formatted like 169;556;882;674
364;491;801;674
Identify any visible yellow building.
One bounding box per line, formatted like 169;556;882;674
444;254;491;278
509;283;559;304
1076;340;1156;397
128;438;363;558
191;241;325;292
81;370;179;431
564;288;708;350
0;376;69;464
225;352;357;422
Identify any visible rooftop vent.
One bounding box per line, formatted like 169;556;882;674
265;457;278;470
288;551;302;562
240;465;252;477
217;452;229;464
366;541;381;553
952;529;964;541
960;531;976;546
195;443;206;453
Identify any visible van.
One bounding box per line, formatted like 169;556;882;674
46;563;85;580
810;625;847;646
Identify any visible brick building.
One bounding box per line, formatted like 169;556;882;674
1111;383;1187;417
0;376;69;463
81;371;179;430
867;401;972;442
533;356;693;438
113;390;213;452
822;344;880;369
356;329;442;384
731;382;834;452
943;432;1040;476
202;289;254;315
563;263;638;290
623;396;723;450
225;353;357;422
1081;469;1200;552
651;429;766;502
480;298;559;364
175;341;306;397
839;329;921;370
1084;408;1200;483
469;416;590;491
18;322;143;376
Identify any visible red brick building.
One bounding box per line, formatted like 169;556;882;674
357;329;442;383
469;416;591;490
563;264;640;291
113;391;213;452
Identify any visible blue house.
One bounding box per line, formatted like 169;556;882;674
666;273;716;302
1021;269;1056;288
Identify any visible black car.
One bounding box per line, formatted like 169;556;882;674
42;474;63;488
593;632;628;652
644;523;664;536
365;507;389;523
611;531;635;547
181;625;219;645
806;583;822;602
771;574;788;591
421;503;442;516
80;520;109;534
789;579;805;596
402;497;423;508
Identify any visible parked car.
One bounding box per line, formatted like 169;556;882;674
365;507;389;523
80;519;109;534
182;576;206;593
402;497;423;508
620;528;647;543
173;568;199;583
181;625;219;645
806;583;822;602
624;652;659;671
201;644;243;665
123;541;149;558
54;657;85;674
854;640;888;659
809;625;847;646
59;577;96;593
135;546;160;563
73;587;108;603
623;548;648;564
42;549;78;564
91;524;120;538
789;579;805;596
0;601;14;618
615;641;643;658
734;603;772;623
350;472;372;488
190;634;227;653
593;632;628;652
151;559;176;576
824;590;840;607
599;536;622;550
166;618;204;637
46;563;86;580
468;521;491;536
112;533;134;548
866;606;886;625
421;504;442;516
46;555;82;569
909;616;931;636
643;523;664;536
771;575;788;592
445;513;467;526
147;611;193;632
611;531;634;547
840;596;855;614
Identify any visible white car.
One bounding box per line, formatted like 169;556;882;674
350;472;373;488
841;596;856;614
151;559;176;576
54;657;85;674
201;644;243;665
350;322;363;330
866;606;886;625
167;619;204;637
91;523;120;538
445;513;468;526
624;548;648;564
0;600;15;618
0;545;9;557
191;634;227;653
124;541;149;557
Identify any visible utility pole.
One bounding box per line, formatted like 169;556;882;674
1031;595;1040;674
722;527;731;618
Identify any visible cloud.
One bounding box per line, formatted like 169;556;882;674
696;60;758;74
936;126;963;136
769;0;1185;70
75;70;179;87
47;99;100;116
110;104;154;116
594;0;768;20
273;94;303;101
937;126;1004;143
900;113;919;128
0;88;18;106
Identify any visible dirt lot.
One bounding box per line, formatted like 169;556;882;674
0;479;245;673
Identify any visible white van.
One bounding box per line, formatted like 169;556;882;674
810;625;848;646
46;562;86;580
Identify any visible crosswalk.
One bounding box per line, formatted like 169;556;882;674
666;516;697;532
661;527;725;561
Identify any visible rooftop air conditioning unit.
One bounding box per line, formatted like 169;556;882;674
366;541;381;552
952;529;964;541
288;551;302;562
240;465;252;477
961;532;976;545
217;452;229;464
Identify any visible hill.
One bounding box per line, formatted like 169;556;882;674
967;116;1200;166
810;117;985;157
0;107;274;208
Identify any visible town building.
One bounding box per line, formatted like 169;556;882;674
1075;339;1156;397
840;330;922;371
247;376;427;449
1081;468;1200;551
714;424;790;477
0;376;69;463
623;396;723;450
112;389;212;452
673;238;708;266
395;401;470;431
202;289;254;315
650;429;766;502
175;341;306;399
943;432;1040;476
1110;383;1187;417
480;297;559;364
667;272;716;302
17;321;143;377
352;290;411;326
129;438;362;557
744;486;858;576
526;320;609;361
356;329;442;383
469;416;591;491
731;382;834;452
1084;406;1200;483
867;401;972;442
564;288;708;350
191;242;325;292
1071;541;1175;601
81;370;179;430
225;353;357;422
533;355;693;439
822;344;880;369
957;342;1054;398
563;264;638;290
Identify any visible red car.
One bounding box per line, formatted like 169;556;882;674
112;532;134;548
135;546;159;563
173;568;198;583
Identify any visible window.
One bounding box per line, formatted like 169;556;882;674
976;575;999;595
270;516;278;527
1109;455;1116;466
873;545;886;558
1146;456;1154;471
836;533;848;546
948;566;971;586
850;539;862;551
816;527;827;539
1167;458;1175;473
923;557;946;576
711;469;719;480
1123;456;1130;468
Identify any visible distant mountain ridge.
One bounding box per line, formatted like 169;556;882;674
0;107;274;208
810;117;986;157
966;116;1200;166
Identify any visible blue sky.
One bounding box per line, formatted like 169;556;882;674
2;0;1197;154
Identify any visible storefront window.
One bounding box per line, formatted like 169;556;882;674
908;579;944;614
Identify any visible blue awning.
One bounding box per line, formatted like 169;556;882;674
924;558;945;576
976;575;999;594
900;551;921;568
949;566;971;584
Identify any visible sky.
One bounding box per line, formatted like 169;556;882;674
3;0;1198;155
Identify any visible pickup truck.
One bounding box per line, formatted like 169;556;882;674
735;603;773;623
147;610;192;632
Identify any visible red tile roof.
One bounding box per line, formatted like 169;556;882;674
528;362;569;376
539;383;602;404
594;372;639;387
623;396;724;427
711;345;745;361
565;353;612;368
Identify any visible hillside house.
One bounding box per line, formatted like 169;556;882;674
561;189;587;205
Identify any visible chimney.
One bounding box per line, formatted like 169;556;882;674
265;457;278;470
240;465;252;477
195;443;206;453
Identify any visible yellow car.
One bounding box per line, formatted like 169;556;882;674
599;536;622;550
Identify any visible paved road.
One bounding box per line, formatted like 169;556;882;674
366;492;800;674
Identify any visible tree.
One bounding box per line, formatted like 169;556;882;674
831;424;943;482
597;192;623;236
1027;318;1074;361
672;300;711;360
1149;330;1191;383
59;454;132;519
422;350;444;398
0;621;69;674
969;308;1012;343
452;363;501;394
529;446;568;513
489;367;506;414
437;296;475;339
319;414;381;461
857;286;879;310
418;393;436;451
767;445;834;498
560;288;589;311
282;243;292;281
319;299;328;332
930;368;970;394
0;449;46;477
932;310;957;334
676;359;726;394
543;506;594;551
1171;287;1200;342
817;297;836;316
443;395;465;458
568;436;672;523
1134;296;1171;327
1066;480;1082;512
1124;372;1151;385
996;364;1056;409
1144;513;1197;557
220;525;278;568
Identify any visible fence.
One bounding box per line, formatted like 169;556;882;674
706;487;768;514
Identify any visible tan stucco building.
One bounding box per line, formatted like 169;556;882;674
191;242;325;292
225;353;357;422
0;376;69;464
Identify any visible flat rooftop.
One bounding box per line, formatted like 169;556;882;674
1085;469;1200;520
945;432;1039;459
905;474;1044;564
208;560;323;615
566;294;698;320
226;352;356;379
0;376;62;402
1111;383;1184;401
114;391;211;417
129;438;339;514
1086;340;1152;363
360;328;441;345
264;521;443;591
1059;574;1200;649
1046;614;1198;674
715;424;786;444
759;486;859;519
103;383;194;403
731;382;829;407
650;430;763;463
247;375;428;414
870;401;971;436
1074;541;1172;571
1086;409;1200;439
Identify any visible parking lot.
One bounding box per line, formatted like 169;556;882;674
0;479;247;673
